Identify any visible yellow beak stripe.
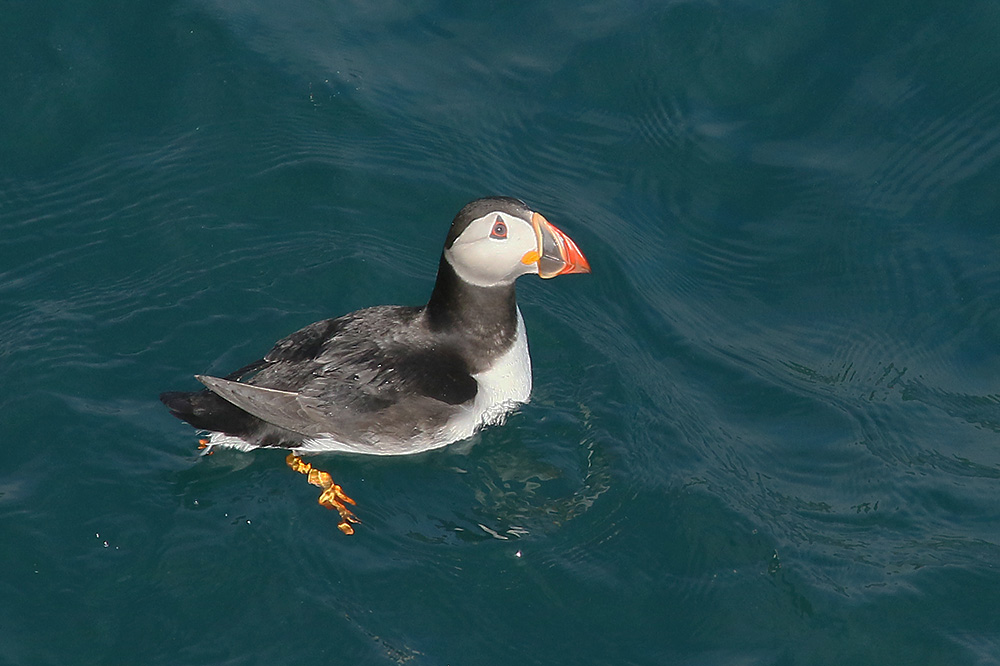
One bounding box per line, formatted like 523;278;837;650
521;250;540;265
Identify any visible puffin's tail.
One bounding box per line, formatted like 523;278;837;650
160;388;261;436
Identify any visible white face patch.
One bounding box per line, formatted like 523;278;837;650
444;211;539;287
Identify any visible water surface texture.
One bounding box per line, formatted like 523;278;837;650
3;1;1000;664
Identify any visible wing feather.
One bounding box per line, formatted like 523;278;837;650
196;376;320;435
198;305;479;441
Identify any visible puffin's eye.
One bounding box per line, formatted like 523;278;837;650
490;217;508;240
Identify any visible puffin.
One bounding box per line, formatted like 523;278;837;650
160;197;590;458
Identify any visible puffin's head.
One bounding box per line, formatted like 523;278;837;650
443;197;591;288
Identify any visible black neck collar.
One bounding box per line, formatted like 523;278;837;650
424;256;519;363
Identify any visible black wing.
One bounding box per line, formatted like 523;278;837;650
204;305;479;438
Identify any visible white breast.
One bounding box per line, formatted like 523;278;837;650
437;306;532;442
472;306;533;423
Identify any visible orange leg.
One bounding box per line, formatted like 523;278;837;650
286;453;360;534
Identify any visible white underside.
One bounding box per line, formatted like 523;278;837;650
204;309;533;456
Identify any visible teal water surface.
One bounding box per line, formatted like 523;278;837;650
3;1;1000;664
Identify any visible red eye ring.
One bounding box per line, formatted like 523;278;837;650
490;217;508;239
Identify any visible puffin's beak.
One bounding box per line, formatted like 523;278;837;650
527;212;591;278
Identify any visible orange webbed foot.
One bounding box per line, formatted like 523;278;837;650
286;453;360;534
